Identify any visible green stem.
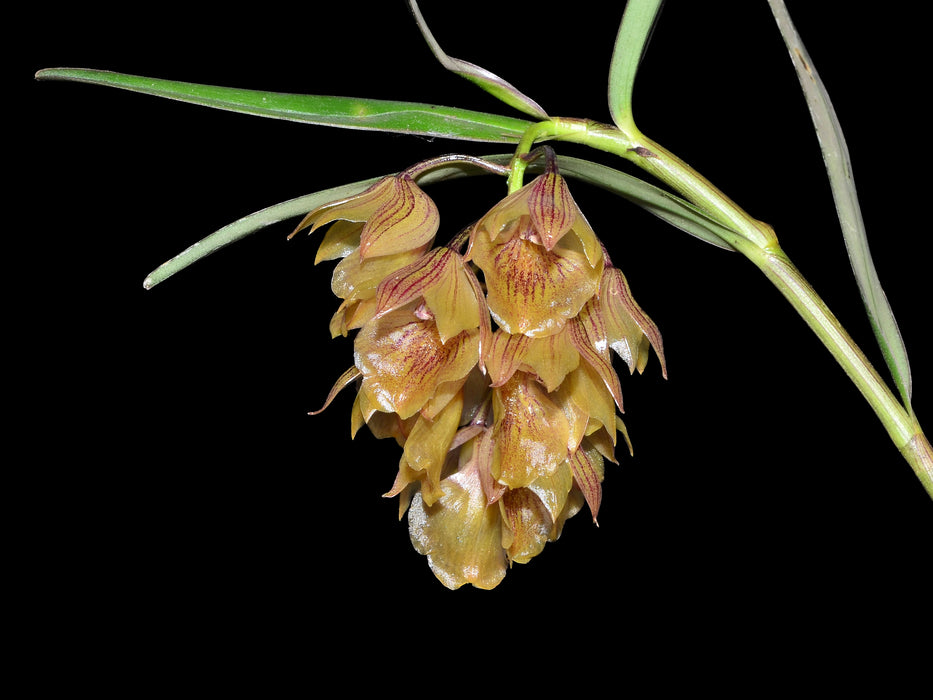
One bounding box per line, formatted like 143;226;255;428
526;117;933;497
506;121;562;193
751;243;933;494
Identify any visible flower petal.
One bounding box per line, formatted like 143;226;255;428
408;460;507;590
500;488;552;564
331;247;425;302
310;366;361;416
551;382;589;453
314;219;362;264
484;330;530;387
375;248;481;344
403;391;464;504
359;175;439;260
601;266;667;378
521;325;580;392
474;185;531;243
568;441;605;524
288;176;398;239
568;312;624;413
355;307;479;419
528;171;577;250
471;218;601;338
491;371;570;489
562;362;619;448
526;459;574;531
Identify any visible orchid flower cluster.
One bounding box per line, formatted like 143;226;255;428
294;147;665;589
35;1;931;592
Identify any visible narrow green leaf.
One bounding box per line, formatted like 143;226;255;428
143;178;383;288
407;0;549;120
768;0;912;407
607;0;666;130
145;153;735;289
143;160;510;288
546;156;738;251
35;68;533;143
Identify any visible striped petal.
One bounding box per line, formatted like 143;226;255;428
331;247;425;302
359;175;439;260
500;488;552;564
568;310;624;413
374;247;481;344
527;171;577;250
568;441;605;524
491;371;570;489
470;218;600;338
601;266;667;378
354;306;479;419
484;330;530;387
289;176;399;239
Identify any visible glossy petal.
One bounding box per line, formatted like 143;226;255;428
568;441;605;523
331;246;426;303
402;391;464;504
475;184;531;243
499;488;551;564
314;219;362;264
484;330;530;387
566;209;604;270
568;312;624;413
354;306;479;419
408;459;506;590
329;296;379;338
471;218;600;338
521;325;580;392
491;371;570;489
359;175;439;260
551;381;590;453
527;171;576;250
360;410;415;447
291;174;440;261
550;486;585;541
526;459;574;530
375;247;481;343
310;366;361;416
562;362;619;449
601;266;667;377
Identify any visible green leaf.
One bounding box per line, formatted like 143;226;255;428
407;0;549;120
144;154;736;289
35;68;533;143
143;160;509;288
768;1;913;408
607;0;666;130
143;178;383;288
547;155;739;251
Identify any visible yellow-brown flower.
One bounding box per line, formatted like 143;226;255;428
305;154;665;590
291;173;439;260
466;167;604;338
290;173;440;337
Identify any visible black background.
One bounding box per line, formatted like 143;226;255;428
22;0;931;686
